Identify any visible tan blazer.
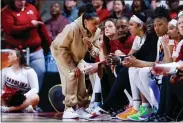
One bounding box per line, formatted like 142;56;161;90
51;15;101;70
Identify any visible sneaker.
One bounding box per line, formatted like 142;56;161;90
23;105;36;113
62;107;79;119
146;114;174;122
85;107;94;114
1;106;9;113
89;106;111;120
35;106;43;112
109;108;124;118
127;106;152;121
116;106;137;120
76;108;92;119
139;108;153;121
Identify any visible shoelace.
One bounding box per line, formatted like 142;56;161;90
66;108;75;113
86;107;93;113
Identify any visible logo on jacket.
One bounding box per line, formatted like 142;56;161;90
27;10;34;15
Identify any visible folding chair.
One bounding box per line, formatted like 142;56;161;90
48;84;65;112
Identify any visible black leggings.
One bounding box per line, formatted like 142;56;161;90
100;65;115;101
100;67;131;111
158;76;183;117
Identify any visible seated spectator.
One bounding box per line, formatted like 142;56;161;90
45;2;70;41
91;0;110;22
167;19;180;61
166;0;180;19
110;0;132;19
89;13;158;119
62;0;78;22
131;0;147;14
115;17;135;56
2;0;51;90
1;47;39;113
119;6;173;122
116;13;158;121
106;0;114;14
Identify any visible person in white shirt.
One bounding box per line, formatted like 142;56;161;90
120;6;172;121
1;46;39;113
167;19;180;61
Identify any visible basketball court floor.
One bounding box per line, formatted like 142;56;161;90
1;112;134;122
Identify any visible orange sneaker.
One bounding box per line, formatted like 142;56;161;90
116;107;137;120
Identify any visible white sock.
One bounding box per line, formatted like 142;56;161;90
133;101;141;111
142;103;150;108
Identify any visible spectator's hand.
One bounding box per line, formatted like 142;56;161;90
83;37;92;49
122;55;136;67
106;53;121;65
161;35;169;48
85;63;98;75
31;20;44;27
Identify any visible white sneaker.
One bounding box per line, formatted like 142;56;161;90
76;108;92;119
85;107;94;114
62;108;79;119
90;106;111;120
1;106;9;113
23;105;35;113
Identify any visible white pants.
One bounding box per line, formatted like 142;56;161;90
88;73;101;108
138;67;159;109
129;67;152;106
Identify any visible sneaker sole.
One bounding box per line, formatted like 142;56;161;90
78;115;93;119
139;117;149;121
89;114;111;121
116;115;128;121
127;116;141;121
62;115;79;119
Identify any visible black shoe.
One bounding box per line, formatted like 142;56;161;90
109;108;124;117
146;114;174;122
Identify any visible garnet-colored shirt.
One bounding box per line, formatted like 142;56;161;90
96;9;110;22
109;35;135;55
2;3;51;51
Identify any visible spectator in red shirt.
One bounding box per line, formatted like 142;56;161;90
91;0;110;22
2;0;51;90
113;17;135;55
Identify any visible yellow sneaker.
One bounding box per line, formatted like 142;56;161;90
116;107;137;120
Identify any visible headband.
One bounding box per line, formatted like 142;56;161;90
169;19;177;27
130;15;144;25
